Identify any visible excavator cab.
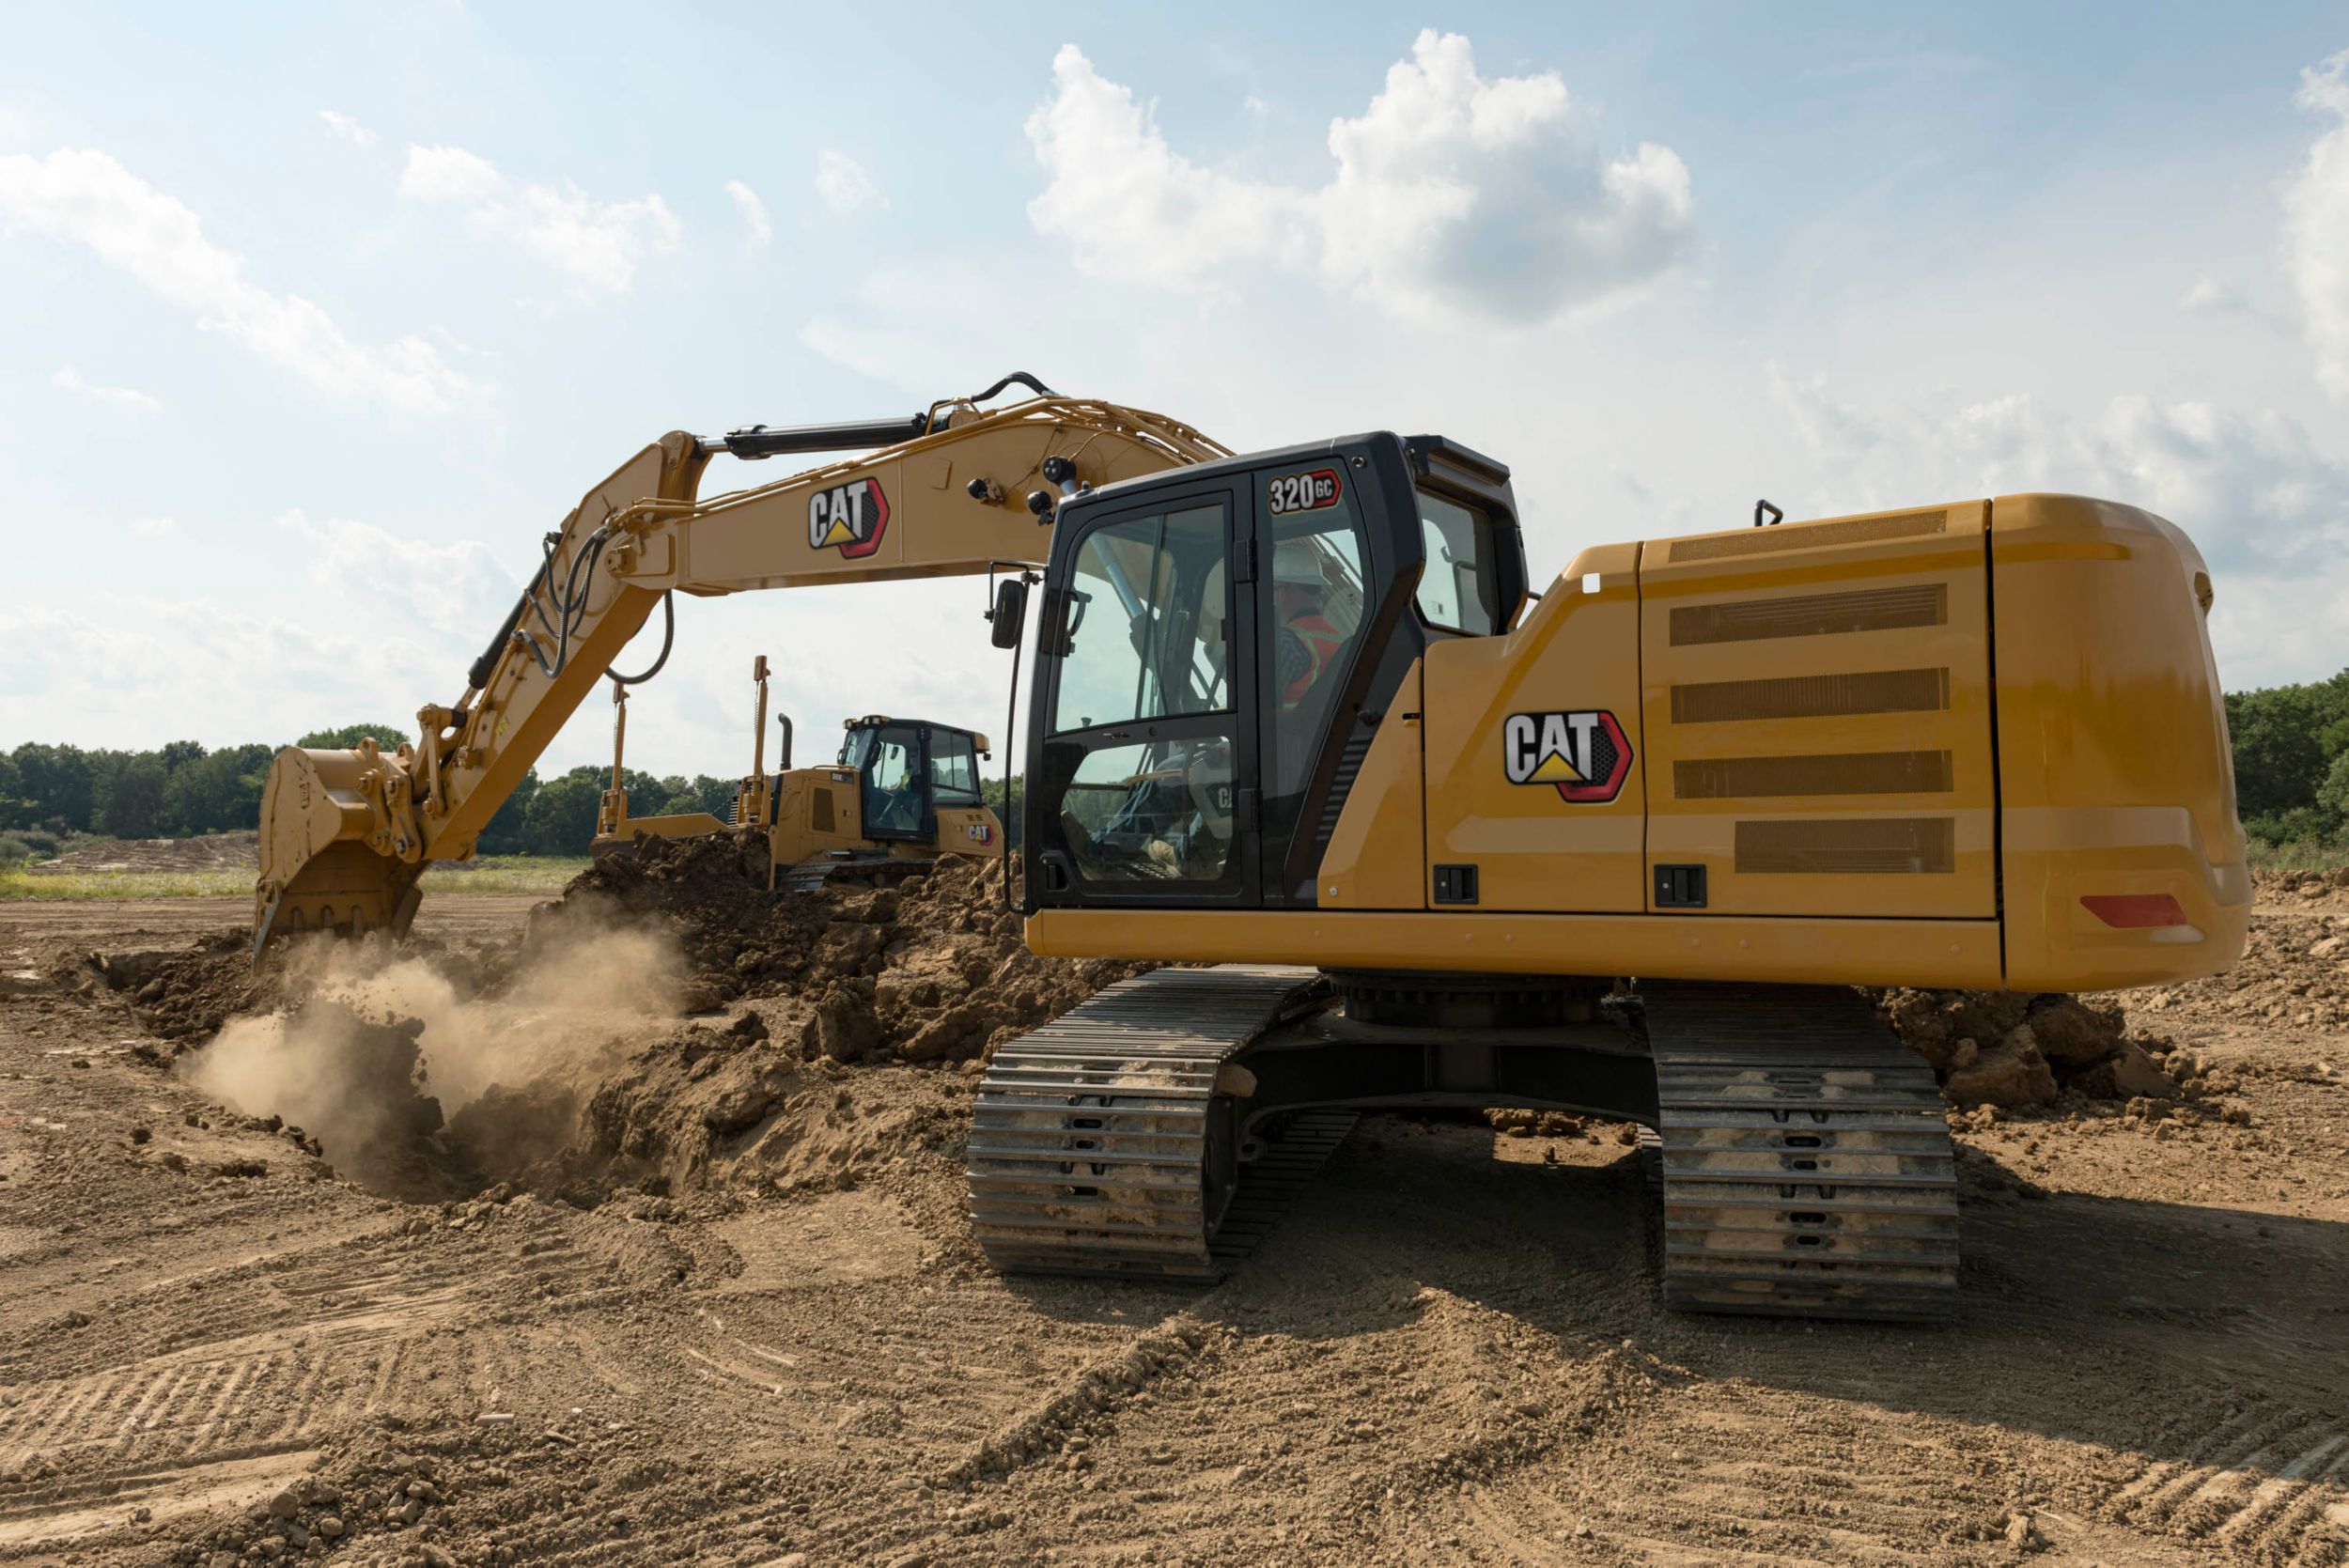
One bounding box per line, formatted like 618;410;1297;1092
1020;432;1524;910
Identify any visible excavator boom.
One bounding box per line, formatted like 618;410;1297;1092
254;386;1225;952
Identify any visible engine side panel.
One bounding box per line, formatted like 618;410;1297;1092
1637;503;1998;920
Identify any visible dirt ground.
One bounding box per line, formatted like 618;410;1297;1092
2;862;2346;1567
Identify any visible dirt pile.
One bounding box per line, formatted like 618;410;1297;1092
552;832;1148;1064
144;837;1145;1207
23;829;258;876
1873;989;2186;1110
2128;909;2349;1032
489;835;1151;1199
83;930;264;1045
2254;865;2349;911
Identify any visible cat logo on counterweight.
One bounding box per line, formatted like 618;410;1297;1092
808;477;890;559
1502;709;1632;802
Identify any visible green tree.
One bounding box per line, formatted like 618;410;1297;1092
477;768;540;855
691;774;736;818
157;739;206;776
96;754;167;838
2228;670;2349;846
521;767;605;855
2318;751;2349;827
163;743;272;833
981;774;1024;848
8;743;95;831
296;722;409;751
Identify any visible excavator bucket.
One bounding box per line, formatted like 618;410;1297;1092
252;744;424;959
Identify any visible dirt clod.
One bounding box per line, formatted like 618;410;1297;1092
1874;987;2182;1108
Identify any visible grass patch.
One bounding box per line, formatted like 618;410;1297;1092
2247;841;2349;873
0;856;590;901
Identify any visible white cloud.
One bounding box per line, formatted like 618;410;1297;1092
400;144;501;203
2285;48;2349;397
399;144;680;295
1769;370;2349;567
2178;272;2247;314
275;509;517;641
52;365;160;412
130;516;175;539
725;179;772;245
0;585;468;746
318;109;378;148
1024;32;1693;324
1766;371;2349;686
0;149;471;415
815;151;885;215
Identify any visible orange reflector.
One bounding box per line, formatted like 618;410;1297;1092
2080;893;2189;929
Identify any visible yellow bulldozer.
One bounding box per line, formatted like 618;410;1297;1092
254;372;2248;1322
592;656;1003;890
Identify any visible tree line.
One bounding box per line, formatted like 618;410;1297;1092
4;668;2342;862
2227;669;2349;848
0;724;746;861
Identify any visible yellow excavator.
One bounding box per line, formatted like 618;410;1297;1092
255;373;2248;1321
592;657;1004;890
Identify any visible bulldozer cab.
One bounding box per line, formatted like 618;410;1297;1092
1021;433;1525;909
839;716;988;846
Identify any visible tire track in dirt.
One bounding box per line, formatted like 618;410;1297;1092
2101;1393;2349;1561
0;1203;661;1557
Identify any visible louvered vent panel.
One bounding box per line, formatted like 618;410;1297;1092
1671;510;1948;563
1671;668;1950;724
1674;751;1953;800
1670;584;1948;646
1735;817;1955;875
1311;734;1375;850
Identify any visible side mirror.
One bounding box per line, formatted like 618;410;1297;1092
988;578;1028;649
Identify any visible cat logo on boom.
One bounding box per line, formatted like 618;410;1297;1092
807;477;890;560
1502;709;1632;803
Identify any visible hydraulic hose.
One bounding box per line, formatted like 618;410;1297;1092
607;590;674;686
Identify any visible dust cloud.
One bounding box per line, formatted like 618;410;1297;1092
180;910;683;1196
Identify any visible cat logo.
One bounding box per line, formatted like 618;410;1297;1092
807;477;890;559
1502;709;1632;803
966;822;994;845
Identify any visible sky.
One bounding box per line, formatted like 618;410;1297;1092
3;2;2345;782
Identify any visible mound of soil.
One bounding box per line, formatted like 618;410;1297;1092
2254;865;2349;911
84;929;264;1045
548;831;1148;1065
2129;909;2349;1032
24;830;258;876
1873;988;2185;1110
471;834;1153;1200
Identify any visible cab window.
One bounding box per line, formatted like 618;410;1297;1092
1051;504;1229;734
1415;491;1502;636
930;733;982;804
866;728;915;791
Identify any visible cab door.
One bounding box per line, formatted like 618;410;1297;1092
858;721;934;844
1028;481;1259;907
1246;458;1377;904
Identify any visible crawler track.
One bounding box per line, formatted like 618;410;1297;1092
967;967;1340;1279
1642;980;1959;1322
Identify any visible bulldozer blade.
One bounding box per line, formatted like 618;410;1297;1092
252;746;424;961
